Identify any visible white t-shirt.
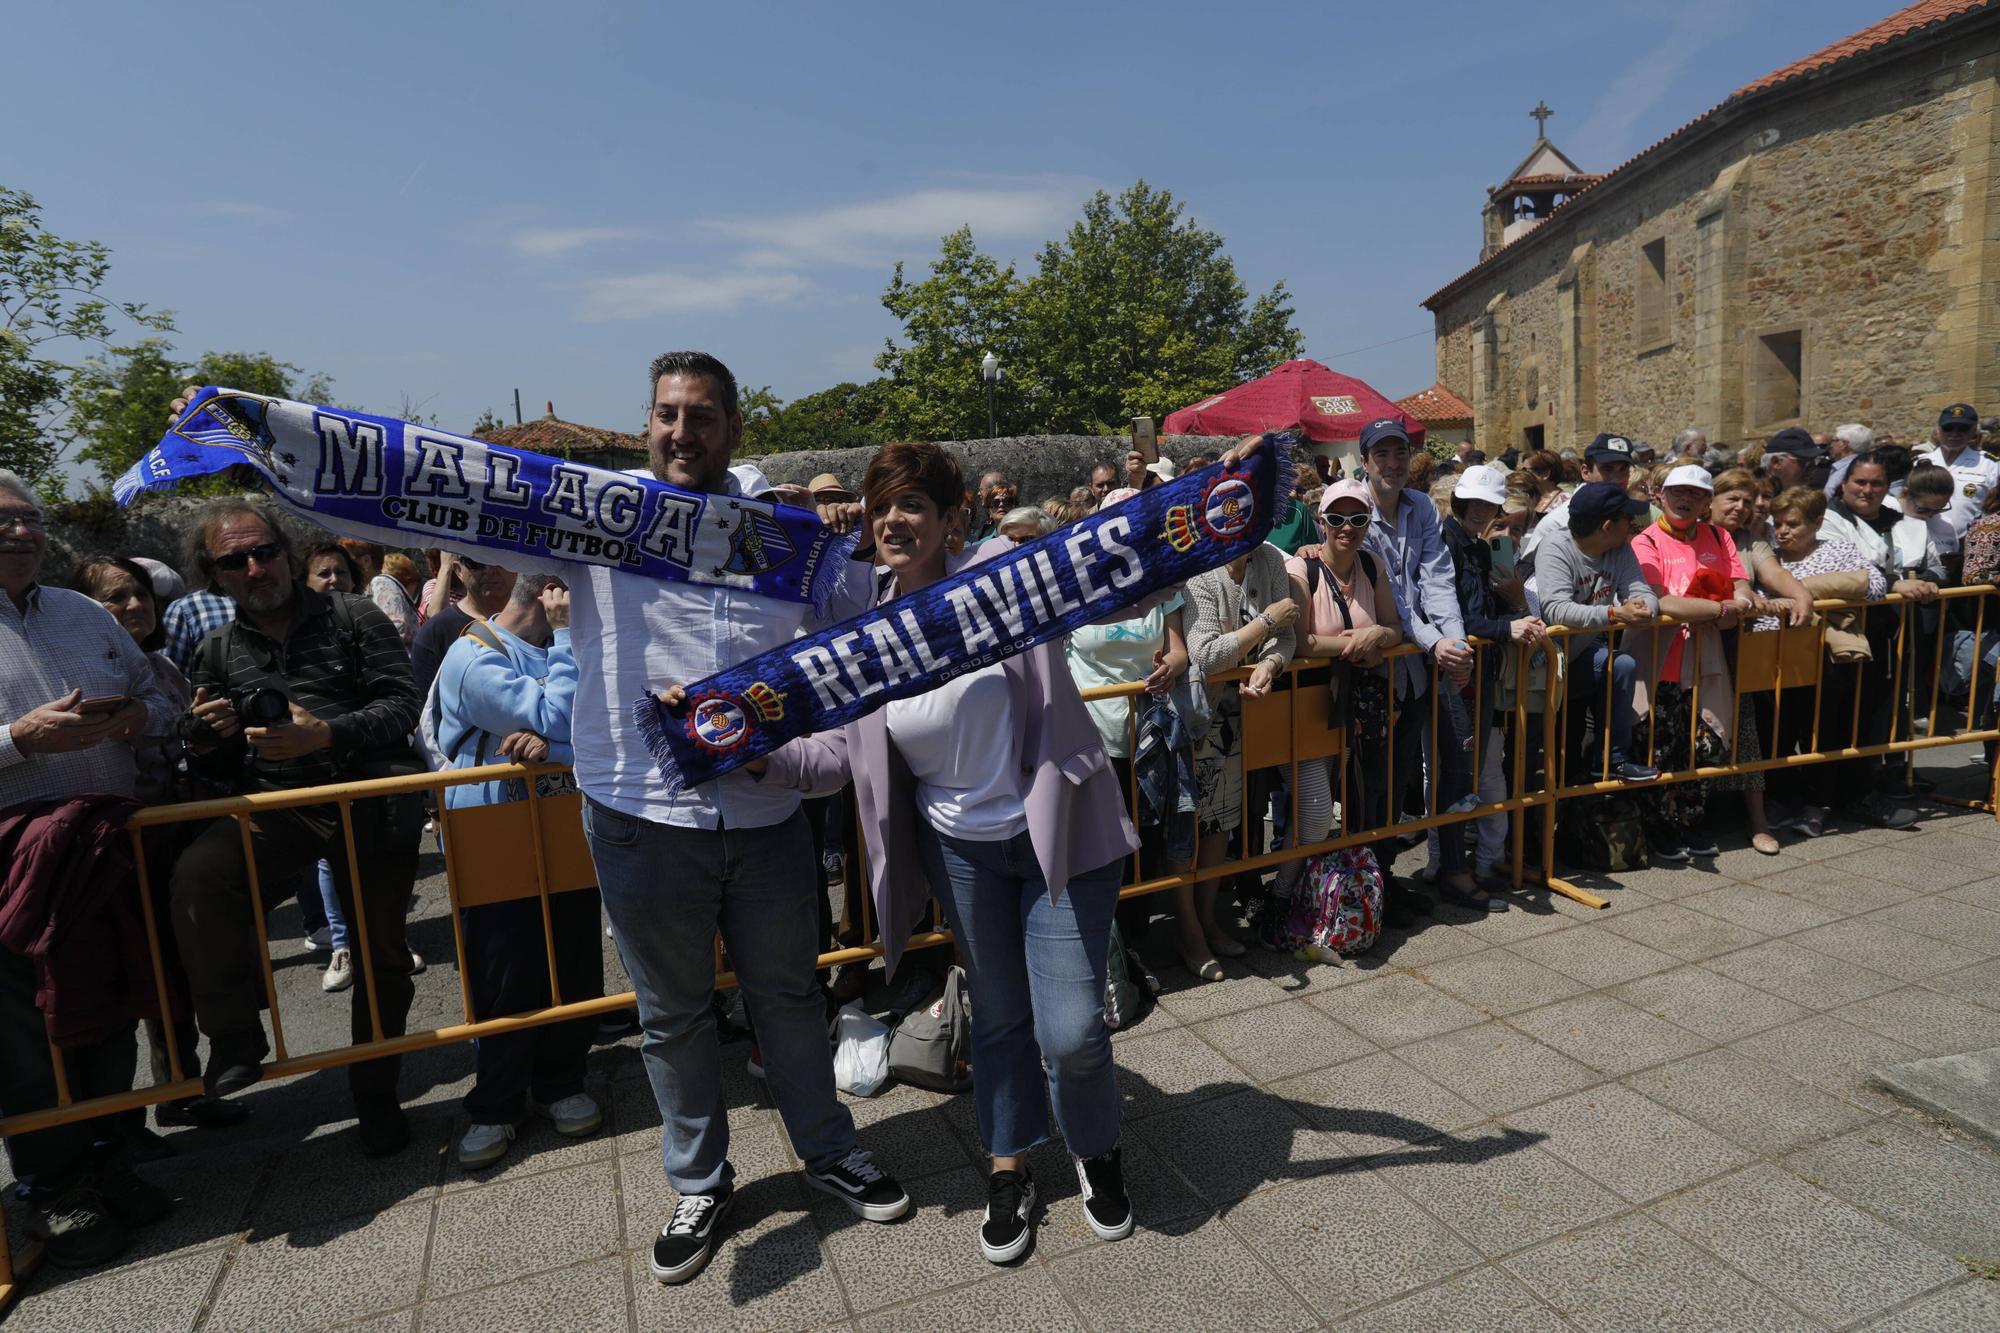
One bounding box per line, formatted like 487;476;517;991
1065;592;1183;759
884;662;1027;841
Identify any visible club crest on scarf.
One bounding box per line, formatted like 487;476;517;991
636;438;1298;794
721;508;796;576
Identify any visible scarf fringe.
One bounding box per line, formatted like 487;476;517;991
631;695;689;800
808;529;862;622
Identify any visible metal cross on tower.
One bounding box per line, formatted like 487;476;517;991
1530;100;1553;134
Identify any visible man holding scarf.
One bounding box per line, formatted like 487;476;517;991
568;353;910;1283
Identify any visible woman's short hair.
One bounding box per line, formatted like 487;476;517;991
861;441;965;525
1770;486;1827;524
69;555;166;651
303;542;364;588
380;551;420;591
337;538;385;577
1711;468;1759;497
999;506;1050;536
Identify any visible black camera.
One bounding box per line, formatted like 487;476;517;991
230;686;292;728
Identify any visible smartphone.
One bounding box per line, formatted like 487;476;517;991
78;695;130;715
1130;416;1158;464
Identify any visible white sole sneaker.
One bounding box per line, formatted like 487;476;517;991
979;1178;1037;1263
535;1097;604;1138
804;1168;911;1222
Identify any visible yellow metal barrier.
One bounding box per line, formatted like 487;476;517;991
3;586;1998;1307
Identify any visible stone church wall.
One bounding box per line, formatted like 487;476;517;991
1429;21;2000;456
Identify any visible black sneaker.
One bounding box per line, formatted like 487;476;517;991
979;1168;1036;1263
1610;759;1661;783
355;1100;410;1157
1075;1147;1134;1241
1681;831;1720;858
651;1187;733;1285
807;1147;910;1222
27;1182;127;1269
204;1031;269;1098
1647;826;1690;864
92;1166;174;1229
1843;793;1917;830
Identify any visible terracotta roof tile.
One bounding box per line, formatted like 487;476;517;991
1424;0;1994;308
474;414;645;456
1397;383;1476;424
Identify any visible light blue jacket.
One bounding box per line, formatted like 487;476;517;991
435;622;577;810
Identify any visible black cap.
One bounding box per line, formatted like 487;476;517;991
1765;426;1824;459
1358;417;1411;453
1570;480;1649;530
1585;433;1636;465
1940;403;1979;429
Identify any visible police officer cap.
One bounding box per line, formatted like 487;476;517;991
1764;426;1823;459
1939;403;1979;429
1584;433;1635;464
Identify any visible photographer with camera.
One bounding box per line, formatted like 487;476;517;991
170;498;426;1156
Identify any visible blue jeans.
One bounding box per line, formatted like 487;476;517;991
583;800;854;1195
1574;644;1639;771
917;825;1123;1160
316;858;350;951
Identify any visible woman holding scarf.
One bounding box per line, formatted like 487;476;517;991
725;439;1250;1265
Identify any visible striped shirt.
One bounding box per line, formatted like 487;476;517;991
0;585;181;808
183;585;421;793
161;588;236;677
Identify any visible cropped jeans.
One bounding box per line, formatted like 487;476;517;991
917;825;1123;1161
583;799;855;1195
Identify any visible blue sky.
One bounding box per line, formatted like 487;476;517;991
15;0;1898;475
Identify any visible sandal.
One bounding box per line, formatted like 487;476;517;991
1751;831;1782;856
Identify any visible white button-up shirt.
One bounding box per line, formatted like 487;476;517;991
0;585;181;809
564;475;874;829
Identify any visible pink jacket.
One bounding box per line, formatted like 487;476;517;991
757;540;1141;972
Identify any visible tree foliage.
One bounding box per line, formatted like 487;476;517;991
874;181;1301;438
739;379;895;456
70;346;333;490
0;186;174;481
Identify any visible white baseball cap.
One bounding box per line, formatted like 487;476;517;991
1145;457;1177;482
1663;464;1713;492
1452;464;1508;506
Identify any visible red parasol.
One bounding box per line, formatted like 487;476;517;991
1163;359;1426;447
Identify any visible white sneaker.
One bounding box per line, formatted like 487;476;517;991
322;948;355;993
537;1093;604;1138
457;1121;514;1168
409;950;427;976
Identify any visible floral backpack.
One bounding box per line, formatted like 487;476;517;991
1276;846;1385;961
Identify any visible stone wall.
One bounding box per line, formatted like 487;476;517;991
40;434;1240;588
1428;21;2000;455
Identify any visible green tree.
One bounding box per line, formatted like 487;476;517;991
739;379;895;455
469;406;506;435
874;226;1031;439
0;186;174;481
873;182;1301;438
1019;181;1302;432
71;347;329;487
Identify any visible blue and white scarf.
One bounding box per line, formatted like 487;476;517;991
116;387;854;612
636;441;1295;792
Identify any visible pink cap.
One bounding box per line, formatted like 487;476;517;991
1318;479;1373;513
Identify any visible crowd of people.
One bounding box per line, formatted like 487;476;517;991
2;351;1993;1284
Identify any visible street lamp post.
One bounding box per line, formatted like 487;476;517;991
981;350;1002;438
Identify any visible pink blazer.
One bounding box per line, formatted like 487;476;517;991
757;540;1141;971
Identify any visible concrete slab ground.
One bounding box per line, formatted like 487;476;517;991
6;747;2000;1329
1871;1047;2000;1148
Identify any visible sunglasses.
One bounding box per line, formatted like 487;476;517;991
212;542;285;572
1319;512;1371;530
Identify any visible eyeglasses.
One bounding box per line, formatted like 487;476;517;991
1910;502;1949;518
1319;512;1371;530
211;542;285;571
0;510;45;533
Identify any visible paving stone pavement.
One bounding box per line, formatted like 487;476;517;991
7;751;2000;1330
